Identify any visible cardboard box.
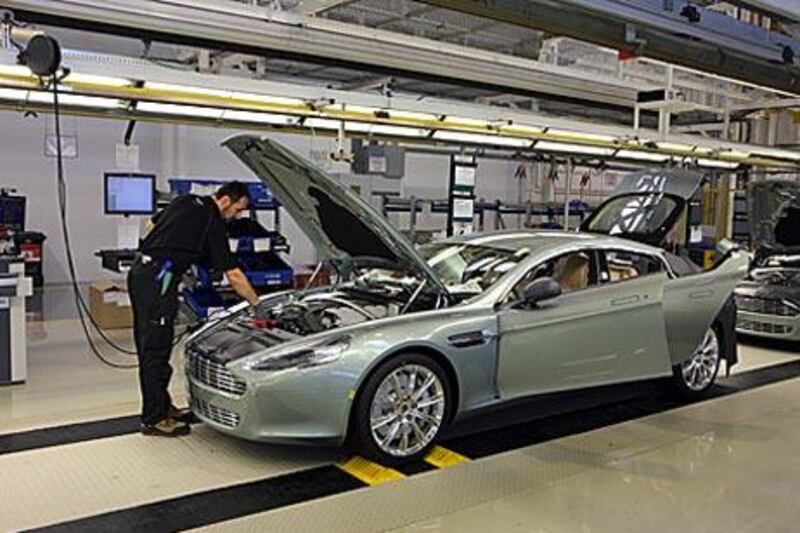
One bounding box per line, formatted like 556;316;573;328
89;280;133;330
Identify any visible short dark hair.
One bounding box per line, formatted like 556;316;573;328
215;181;251;203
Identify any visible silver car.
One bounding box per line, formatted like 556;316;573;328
735;180;800;340
185;136;748;464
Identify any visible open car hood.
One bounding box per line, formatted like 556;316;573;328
580;168;704;246
224;135;447;294
749;180;800;255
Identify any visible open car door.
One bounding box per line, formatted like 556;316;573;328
580;168;704;248
662;250;749;365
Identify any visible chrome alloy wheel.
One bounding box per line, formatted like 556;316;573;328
369;364;445;457
681;328;720;392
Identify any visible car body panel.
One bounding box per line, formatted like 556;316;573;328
201;304;500;443
223;134;447;293
580;168;704;246
497;272;671;399
664;250;749;363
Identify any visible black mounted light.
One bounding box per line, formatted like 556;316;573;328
17;33;61;77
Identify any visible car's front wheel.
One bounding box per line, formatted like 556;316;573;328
671;326;722;399
351;353;451;465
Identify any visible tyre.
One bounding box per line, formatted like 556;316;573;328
351;353;451;465
671;325;722;399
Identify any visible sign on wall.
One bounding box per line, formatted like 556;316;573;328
447;154;477;236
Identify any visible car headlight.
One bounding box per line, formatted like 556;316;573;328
244;336;351;372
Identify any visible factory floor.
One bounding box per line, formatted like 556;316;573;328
1;286;799;531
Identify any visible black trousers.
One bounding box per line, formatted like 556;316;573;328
127;259;180;425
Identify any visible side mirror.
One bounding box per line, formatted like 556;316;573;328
523;277;561;307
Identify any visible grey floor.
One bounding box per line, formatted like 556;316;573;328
1;285;799;531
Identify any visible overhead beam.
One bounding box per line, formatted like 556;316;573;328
2;0;642;108
416;0;800;95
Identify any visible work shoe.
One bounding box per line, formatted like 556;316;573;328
169;404;196;424
141;417;191;437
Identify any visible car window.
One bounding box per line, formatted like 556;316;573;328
418;242;531;294
602;250;665;283
506;250;598;303
585;194;678;236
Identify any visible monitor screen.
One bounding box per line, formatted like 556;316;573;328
0;195;26;231
104;173;156;215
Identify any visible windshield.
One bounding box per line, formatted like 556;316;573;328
419;243;530;294
586;194;678;236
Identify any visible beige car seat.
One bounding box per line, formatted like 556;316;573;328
555;253;590;292
608;260;638;281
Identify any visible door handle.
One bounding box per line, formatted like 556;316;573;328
610;295;640;306
690;289;714;299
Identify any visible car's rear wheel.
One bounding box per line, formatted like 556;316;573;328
671;326;722;399
351;353;451;465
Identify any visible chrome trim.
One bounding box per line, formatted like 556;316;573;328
186;348;247;396
191;395;240;428
735;295;799;317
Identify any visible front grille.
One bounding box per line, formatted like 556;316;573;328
737;318;794;335
186;348;246;396
735;295;799;317
192;396;240;428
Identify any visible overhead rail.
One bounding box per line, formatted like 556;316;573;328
0;0;641;108
0;53;797;169
417;0;800;96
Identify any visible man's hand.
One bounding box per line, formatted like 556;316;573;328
225;268;260;307
252;304;270;321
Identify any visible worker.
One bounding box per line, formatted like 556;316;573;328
128;181;263;437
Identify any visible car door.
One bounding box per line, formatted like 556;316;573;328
496;248;671;400
663;250;749;364
598;249;673;382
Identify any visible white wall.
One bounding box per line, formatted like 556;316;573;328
1;110;576;285
0;111;162;284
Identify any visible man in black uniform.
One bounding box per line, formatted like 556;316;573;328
128;181;262;437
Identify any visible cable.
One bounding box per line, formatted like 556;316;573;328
51;78;139;368
49;69;231;367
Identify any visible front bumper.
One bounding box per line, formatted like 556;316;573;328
736;310;800;340
186;361;355;446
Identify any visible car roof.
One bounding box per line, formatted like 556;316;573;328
437;229;663;256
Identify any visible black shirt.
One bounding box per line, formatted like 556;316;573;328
140;194;238;274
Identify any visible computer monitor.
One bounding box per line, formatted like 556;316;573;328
0;195;26;231
104;173;156;215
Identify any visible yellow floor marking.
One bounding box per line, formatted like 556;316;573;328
337;456;406;486
424;446;470;469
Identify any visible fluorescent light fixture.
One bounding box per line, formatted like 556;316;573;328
137;101;223;119
615;150;670;162
345;122;430;137
0;88;30;100
222;110;299;125
64;72;131;88
0;89;124;109
546;129;617;143
433;130;532;147
694;158;739;169
534;141;615;156
304;118;342;130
